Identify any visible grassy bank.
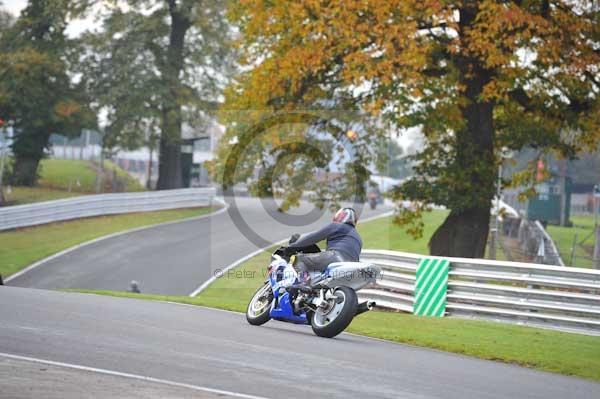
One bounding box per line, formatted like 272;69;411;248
4;187;83;204
0;207;216;278
37;158;101;192
78;212;600;381
547;215;597;268
3;158;144;205
358;209;447;253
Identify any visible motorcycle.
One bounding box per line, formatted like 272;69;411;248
245;235;380;338
367;189;380;210
368;194;378;210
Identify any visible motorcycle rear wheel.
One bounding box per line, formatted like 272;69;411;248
246;283;272;326
311;286;357;338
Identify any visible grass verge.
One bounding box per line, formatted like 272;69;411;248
76;212;600;381
0;207;217;278
3;158;144;205
547;215;597;268
4;187;83;205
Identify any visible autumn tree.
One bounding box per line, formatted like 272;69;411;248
0;0;94;186
221;0;600;258
82;0;234;190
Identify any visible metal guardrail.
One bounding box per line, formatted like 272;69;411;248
359;249;600;335
0;188;216;231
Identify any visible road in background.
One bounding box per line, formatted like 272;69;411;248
7;197;391;295
1;287;598;399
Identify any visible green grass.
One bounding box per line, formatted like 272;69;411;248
547;215;597;268
358;209;508;260
347;312;600;380
3;158;145;205
4;187;83;205
76;213;600;380
103;160;146;192
357;209;448;253
37;159;99;192
0;207;216;278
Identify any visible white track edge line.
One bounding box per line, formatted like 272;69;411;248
0;352;269;399
188;239;288;297
5;199;229;283
188;210;393;297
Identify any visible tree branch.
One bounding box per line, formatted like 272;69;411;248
422;67;449;77
508;88;533;111
585;70;600;90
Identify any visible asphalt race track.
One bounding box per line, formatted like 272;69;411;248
1;287;598;399
7;197;391;295
3;198;599;398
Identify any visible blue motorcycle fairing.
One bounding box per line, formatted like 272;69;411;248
268;265;309;324
269;290;308;324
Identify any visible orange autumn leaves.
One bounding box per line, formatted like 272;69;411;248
227;1;599;151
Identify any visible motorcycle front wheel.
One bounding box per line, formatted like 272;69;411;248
246;283;273;326
311;286;358;338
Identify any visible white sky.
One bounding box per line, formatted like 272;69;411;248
2;0;27;16
3;0;99;37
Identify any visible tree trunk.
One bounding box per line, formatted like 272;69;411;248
10;156;42;186
156;136;182;189
428;3;496;258
155;4;190;190
429;209;491;258
9;129;49;186
146;145;154;189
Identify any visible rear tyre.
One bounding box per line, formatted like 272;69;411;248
246;283;273;326
311;286;357;338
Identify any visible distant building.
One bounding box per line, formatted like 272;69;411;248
188;123;224;186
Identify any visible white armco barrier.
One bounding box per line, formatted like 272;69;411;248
0;188;216;231
359;249;600;336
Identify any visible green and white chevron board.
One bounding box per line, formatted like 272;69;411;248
413;258;450;317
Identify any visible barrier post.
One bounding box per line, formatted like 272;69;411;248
413;258;449;317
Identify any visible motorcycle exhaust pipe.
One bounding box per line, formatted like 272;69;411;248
356;300;376;315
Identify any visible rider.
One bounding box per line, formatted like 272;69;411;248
284;207;362;287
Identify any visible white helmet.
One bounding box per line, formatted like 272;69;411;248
333;207;357;226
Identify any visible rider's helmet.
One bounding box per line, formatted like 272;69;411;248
333;207;357;226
